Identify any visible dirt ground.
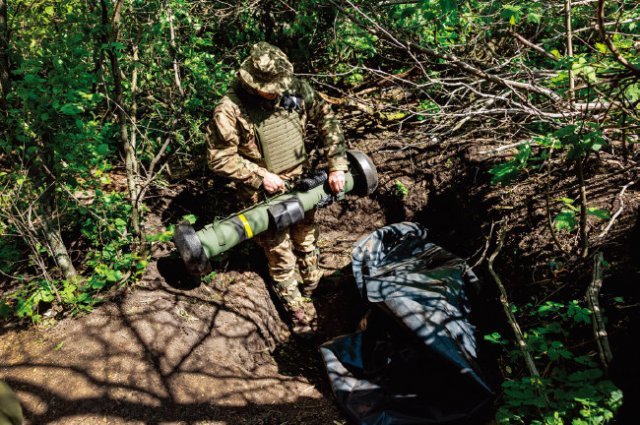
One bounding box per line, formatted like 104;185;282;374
2;127;639;424
0;132;389;424
0;205;390;425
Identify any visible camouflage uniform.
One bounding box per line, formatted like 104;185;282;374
205;42;348;335
0;381;23;425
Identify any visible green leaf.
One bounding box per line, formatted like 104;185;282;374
0;301;10;319
553;124;578;139
587;207;610;220
182;214;197;224
568;369;602;382
526;13;542;25
574;355;597;366
501;5;522;25
554;210;577;232
557;197;579;212
548;340;573;361
489;142;532;185
95;144;110;155
595;43;608;54
489;162;518;184
568;301;591;324
105;269;121;283
440;0;457;14
484;331;508;345
538;301;563;316
625;83;640;103
590;139;605;152
77;91;94;101
60;104;84;115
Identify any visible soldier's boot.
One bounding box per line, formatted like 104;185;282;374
287;299;318;337
296;248;322;298
274;278;318;337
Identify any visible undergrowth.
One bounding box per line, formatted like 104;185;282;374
487;300;622;424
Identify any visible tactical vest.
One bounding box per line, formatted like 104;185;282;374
236;88;306;174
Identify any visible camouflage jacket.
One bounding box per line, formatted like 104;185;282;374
205;78;348;189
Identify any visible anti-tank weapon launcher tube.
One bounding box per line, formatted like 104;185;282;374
174;150;378;275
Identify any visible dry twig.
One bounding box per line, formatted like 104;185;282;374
598;181;636;238
587;252;613;370
488;222;545;393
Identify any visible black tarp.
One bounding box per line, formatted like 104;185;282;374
320;222;494;424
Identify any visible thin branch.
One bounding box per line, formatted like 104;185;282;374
488;222;545;388
332;0;565;104
565;0;576;107
470;221;496;269
167;4;185;97
511;30;558;62
597;0;640;77
545;146;571;255
598;181;635;238
479;140;530;155
576;158;589;258
587;252;613;370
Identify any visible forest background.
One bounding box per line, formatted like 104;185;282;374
1;0;639;424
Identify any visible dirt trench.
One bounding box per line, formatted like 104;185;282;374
2;128;639;424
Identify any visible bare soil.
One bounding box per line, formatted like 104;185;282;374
2;127;639;424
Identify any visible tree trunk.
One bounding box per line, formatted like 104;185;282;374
41;205;78;281
0;0;10;109
564;0;575;106
166;5;184;97
103;0;142;241
129;40;146;244
38;133;78;281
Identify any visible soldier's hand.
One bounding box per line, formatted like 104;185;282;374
328;170;345;193
262;172;286;194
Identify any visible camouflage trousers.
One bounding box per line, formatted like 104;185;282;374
237;183;321;334
255;209;322;305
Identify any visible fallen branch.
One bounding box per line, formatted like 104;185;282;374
576;158;589;258
479;140;530;155
510;30;558;61
470;220;496;269
598;181;636;238
587;252;613;370
488;222;545;389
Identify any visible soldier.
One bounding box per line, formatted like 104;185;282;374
205;42;348;336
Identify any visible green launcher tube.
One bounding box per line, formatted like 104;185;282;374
174;150;378;276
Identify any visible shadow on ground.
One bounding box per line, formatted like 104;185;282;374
0;246;345;424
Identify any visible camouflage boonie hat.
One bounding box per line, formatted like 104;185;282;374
238;42;294;95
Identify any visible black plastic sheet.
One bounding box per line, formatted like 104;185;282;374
320;222;494;424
